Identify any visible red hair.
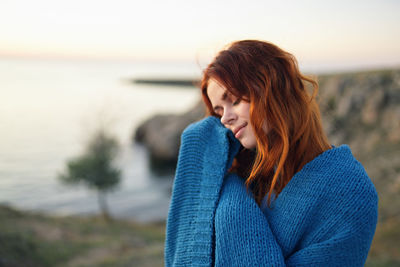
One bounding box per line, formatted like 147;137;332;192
201;40;331;205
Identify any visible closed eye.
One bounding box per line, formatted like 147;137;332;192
232;98;241;105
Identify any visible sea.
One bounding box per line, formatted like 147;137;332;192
0;57;202;222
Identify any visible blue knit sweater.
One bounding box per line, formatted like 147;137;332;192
165;116;378;267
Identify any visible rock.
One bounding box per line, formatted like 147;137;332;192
134;101;205;168
362;89;384;125
318;69;400;151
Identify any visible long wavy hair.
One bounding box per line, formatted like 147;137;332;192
201;40;331;205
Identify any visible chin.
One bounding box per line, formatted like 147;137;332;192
240;140;256;150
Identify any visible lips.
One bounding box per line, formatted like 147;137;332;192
233;123;247;139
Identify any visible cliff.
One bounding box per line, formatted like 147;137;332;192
317;69;400;221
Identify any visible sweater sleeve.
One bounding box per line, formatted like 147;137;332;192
164;116;241;267
214;174;378;267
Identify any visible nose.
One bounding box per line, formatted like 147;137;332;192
220;107;236;126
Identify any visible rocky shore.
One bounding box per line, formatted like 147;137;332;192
134;100;205;170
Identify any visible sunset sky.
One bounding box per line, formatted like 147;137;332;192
1;0;399;70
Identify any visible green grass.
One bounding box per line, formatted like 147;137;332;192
0;205;165;266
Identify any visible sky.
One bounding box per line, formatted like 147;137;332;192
1;0;399;70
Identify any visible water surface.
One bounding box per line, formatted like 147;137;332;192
0;58;201;222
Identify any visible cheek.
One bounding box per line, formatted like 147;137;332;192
239;103;251;119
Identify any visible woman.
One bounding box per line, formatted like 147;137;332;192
165;40;378;266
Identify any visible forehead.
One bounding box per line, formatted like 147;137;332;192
206;79;227;104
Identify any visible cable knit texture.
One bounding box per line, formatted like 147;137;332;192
165;116;378;267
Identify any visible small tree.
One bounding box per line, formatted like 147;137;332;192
59;129;121;221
